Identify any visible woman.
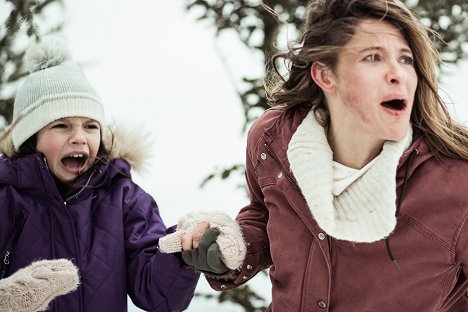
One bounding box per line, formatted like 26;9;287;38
160;0;468;311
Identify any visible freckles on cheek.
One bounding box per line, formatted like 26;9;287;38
343;91;373;124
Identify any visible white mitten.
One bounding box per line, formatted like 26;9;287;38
0;259;80;312
159;212;247;270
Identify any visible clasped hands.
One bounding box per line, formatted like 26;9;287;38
181;222;229;274
158;212;247;275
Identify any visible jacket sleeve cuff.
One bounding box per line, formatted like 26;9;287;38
158;231;182;253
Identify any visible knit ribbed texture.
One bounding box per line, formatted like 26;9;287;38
12;38;104;150
159;212;247;270
287;110;412;243
0;259;80;312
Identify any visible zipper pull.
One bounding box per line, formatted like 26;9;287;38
3;251;10;265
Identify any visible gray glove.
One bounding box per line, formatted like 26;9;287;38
182;228;229;274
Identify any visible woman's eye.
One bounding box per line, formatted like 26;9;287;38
400;55;414;65
363;54;381;62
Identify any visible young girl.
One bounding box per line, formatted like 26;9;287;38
0;38;199;312
160;0;468;311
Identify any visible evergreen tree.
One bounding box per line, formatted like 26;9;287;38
0;0;63;126
185;0;467;125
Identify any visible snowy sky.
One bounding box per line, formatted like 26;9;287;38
63;1;268;311
2;0;467;311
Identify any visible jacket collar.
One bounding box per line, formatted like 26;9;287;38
396;132;433;187
0;154;43;191
260;107;434;241
287;109;412;242
0;153;130;203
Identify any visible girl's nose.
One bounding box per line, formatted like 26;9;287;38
69;129;87;145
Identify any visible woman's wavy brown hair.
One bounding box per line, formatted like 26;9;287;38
267;0;468;160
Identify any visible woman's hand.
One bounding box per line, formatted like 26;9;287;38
182;226;229;274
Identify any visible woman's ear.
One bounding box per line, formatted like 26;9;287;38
310;62;336;93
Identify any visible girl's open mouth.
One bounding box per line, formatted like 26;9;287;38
61;154;89;173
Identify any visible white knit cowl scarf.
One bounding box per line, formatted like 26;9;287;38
287;111;413;243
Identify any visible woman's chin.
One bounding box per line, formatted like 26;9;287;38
386;129;410;143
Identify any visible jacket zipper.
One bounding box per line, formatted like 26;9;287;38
65;169;95;203
44;156;88;312
49;194;84;312
0;210;26;279
43;155;96;204
39;156;90;311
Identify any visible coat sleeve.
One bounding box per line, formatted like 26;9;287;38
123;187;200;311
455;213;468;303
206;125;272;290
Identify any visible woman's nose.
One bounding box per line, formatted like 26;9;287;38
386;63;406;85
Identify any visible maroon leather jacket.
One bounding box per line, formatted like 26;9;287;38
208;107;468;312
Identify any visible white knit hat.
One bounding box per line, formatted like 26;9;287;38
12;37;105;150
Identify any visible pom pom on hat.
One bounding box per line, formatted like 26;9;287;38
26;37;72;73
11;37;105;150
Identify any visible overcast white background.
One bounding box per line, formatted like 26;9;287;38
2;0;467;311
64;1;269;311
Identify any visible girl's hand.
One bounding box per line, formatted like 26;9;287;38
0;259;79;312
181;221;210;251
182;227;229;274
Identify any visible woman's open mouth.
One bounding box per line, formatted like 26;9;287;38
381;99;407;111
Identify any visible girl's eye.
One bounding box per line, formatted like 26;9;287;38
363;54;381;62
85;124;100;130
400;55;414;65
51;123;67;129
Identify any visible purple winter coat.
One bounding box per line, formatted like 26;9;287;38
0;153;199;311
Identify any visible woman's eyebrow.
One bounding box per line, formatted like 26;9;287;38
357;46;413;54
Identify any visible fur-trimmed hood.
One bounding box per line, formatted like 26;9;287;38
0;123;152;174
